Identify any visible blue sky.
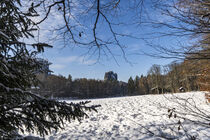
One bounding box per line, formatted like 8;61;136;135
34;1;181;82
40;45;172;82
39;34;175;82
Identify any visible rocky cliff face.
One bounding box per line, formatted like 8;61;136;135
104;71;118;81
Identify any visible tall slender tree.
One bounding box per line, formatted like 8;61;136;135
128;77;135;95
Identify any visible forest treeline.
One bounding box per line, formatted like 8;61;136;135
35;56;210;99
36;71;127;99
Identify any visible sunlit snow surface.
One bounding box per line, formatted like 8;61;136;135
31;92;210;139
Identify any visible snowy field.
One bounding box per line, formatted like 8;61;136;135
27;92;210;140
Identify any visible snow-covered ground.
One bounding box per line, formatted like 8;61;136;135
29;92;210;140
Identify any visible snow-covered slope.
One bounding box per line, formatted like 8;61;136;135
33;92;210;139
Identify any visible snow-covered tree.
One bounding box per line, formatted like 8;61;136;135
0;0;99;138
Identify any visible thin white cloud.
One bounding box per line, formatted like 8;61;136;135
50;64;66;70
129;44;141;51
58;56;78;63
77;57;96;65
56;56;96;65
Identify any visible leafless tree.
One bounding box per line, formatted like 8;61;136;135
22;0;209;62
26;0;148;64
136;0;210;60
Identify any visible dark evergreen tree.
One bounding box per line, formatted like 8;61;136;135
0;1;99;138
134;76;141;94
127;77;135;95
67;74;72;83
